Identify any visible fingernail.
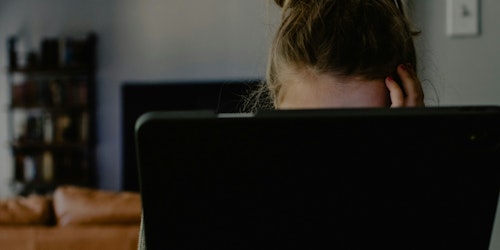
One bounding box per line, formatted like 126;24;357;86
387;76;394;82
400;64;407;71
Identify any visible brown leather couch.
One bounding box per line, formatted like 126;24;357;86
0;185;141;250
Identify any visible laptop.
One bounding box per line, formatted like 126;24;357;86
135;106;500;250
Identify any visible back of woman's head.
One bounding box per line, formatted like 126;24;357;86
255;0;420;109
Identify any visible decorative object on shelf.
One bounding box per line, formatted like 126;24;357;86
6;31;97;196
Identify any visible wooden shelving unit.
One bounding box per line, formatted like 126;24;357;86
6;32;97;195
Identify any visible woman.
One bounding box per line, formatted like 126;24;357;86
244;0;425;112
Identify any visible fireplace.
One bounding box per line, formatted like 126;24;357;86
121;79;262;191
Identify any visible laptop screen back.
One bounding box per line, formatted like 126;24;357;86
135;106;500;250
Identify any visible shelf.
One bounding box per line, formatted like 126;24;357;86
9;104;89;112
7;32;97;196
8;66;94;75
11;141;89;152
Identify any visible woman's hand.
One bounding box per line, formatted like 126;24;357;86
385;64;425;107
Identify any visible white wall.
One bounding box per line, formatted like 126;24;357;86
412;0;500;106
1;0;500;194
0;0;280;196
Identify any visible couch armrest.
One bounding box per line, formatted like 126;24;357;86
53;185;142;226
0;225;140;250
0;195;51;225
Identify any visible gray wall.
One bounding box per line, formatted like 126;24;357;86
0;1;499;181
3;0;499;197
412;0;500;106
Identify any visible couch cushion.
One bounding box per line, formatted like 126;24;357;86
0;194;52;225
0;225;140;250
53;185;141;226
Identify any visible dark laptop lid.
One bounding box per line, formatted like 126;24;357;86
135;106;500;250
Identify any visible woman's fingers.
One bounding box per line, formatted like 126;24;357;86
397;64;425;107
385;76;404;108
385;64;425;107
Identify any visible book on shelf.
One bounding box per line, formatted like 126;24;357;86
12;78;89;108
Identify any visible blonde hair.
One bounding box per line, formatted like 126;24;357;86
243;0;420;112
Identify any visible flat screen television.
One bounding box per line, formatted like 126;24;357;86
121;79;262;191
